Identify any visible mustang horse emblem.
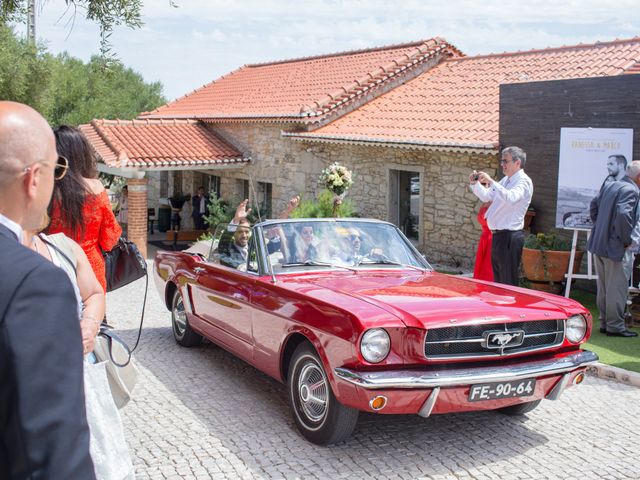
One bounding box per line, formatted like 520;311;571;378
484;330;525;349
492;333;518;346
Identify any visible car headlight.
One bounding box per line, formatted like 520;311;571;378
566;314;587;343
360;328;391;363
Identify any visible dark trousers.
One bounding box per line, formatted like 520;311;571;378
491;230;524;286
171;212;181;231
193;213;205;230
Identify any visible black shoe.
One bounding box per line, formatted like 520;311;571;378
599;327;606;334
606;330;638;337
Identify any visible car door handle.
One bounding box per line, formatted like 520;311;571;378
194;267;205;274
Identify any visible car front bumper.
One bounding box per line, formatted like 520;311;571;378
335;349;598;389
334;349;598;417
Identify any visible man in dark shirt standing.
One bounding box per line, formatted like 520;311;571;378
191;186;210;230
0;101;95;478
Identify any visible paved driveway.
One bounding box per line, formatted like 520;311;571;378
109;269;640;480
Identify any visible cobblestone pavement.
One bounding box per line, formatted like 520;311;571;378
108;265;640;480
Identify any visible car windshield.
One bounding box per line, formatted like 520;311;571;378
259;220;430;273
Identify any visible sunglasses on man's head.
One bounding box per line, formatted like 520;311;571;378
54;155;69;180
21;155;68;180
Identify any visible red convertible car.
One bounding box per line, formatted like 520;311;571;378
154;218;597;445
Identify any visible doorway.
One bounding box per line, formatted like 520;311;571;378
388;168;421;242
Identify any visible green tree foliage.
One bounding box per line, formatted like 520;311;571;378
0;25;165;125
1;0;146;61
0;24;55;114
50;53;165;125
290;191;356;218
204;196;234;230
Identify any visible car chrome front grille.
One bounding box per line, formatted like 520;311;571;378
424;319;564;359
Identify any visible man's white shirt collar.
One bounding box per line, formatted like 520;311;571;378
505;169;524;183
0;214;23;242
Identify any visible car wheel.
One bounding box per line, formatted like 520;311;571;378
171;289;202;347
497;399;541;416
287;343;358;445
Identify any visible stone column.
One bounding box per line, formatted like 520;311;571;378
127;177;148;259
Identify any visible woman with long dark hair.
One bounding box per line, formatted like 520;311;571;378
48;126;121;292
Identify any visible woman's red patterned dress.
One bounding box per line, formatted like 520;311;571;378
49;190;122;292
473;203;494;282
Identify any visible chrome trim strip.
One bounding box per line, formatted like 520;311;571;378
523;330;564;338
334;350;598;390
425;337;484;344
545;373;572;401
418;387;440;418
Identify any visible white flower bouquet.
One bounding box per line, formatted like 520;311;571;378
319;162;354;196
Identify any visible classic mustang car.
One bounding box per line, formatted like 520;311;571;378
154;218;597;445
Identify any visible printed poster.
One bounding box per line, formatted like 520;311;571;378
556;127;633;229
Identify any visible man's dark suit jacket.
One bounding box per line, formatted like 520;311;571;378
191;194;210;218
588;176;640;261
220;242;248;269
0;224;95;479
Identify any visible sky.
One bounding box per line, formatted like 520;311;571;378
21;0;640;102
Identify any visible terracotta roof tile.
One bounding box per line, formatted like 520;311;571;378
80;119;249;169
143;38;462;120
291;38;640;149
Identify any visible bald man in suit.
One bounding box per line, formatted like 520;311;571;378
0;102;95;479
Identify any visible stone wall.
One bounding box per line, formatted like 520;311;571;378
210;122;498;267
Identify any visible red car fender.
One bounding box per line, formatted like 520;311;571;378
279;325;362;408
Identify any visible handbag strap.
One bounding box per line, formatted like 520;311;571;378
129;270;148;354
98;326;133;367
99;267;148;365
38;233;77;276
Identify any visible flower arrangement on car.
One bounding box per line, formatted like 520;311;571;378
319;162;354;216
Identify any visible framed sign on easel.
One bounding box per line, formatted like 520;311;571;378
555;127;633;297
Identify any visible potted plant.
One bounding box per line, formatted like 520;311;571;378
521;232;583;294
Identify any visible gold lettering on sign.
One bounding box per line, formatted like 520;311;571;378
571;140;595;149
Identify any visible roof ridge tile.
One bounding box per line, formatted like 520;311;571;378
450;36;640;62
300;38;461;115
245;39;431;68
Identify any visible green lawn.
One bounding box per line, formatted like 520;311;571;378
569;289;640;373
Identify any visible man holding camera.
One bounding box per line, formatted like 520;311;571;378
469;146;533;286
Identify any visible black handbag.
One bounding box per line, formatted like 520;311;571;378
103;237;147;292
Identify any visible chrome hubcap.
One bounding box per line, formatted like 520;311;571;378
298;362;328;422
173;296;187;335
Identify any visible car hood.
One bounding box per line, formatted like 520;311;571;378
277;271;581;329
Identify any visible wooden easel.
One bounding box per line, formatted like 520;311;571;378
564;228;597;297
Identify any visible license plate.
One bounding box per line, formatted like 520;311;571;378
468;378;536;402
